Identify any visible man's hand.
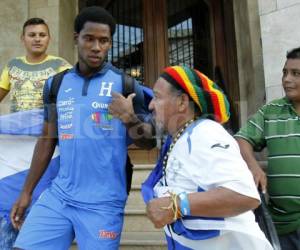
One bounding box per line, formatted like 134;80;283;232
146;197;175;228
249;164;267;193
10;192;32;230
108;92;136;124
109;91;155;149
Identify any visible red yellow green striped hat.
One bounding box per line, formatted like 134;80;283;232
160;65;230;124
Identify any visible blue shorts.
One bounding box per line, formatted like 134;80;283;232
14;189;124;250
0;216;18;250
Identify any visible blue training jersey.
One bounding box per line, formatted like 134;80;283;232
43;63;148;211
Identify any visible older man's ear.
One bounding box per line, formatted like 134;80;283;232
177;93;190;112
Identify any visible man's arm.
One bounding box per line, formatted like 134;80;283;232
109;92;156;149
147;187;260;228
10;121;57;230
0;87;9;102
236;138;267;192
0;65;11;101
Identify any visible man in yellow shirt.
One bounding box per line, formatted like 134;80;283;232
0;17;71;250
0;17;70;112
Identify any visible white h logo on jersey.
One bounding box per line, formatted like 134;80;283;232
99;82;113;97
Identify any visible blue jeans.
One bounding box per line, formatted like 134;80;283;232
0;217;18;250
279;229;300;250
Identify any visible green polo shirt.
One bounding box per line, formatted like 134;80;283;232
235;97;300;235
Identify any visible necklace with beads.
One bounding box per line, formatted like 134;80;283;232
162;119;195;184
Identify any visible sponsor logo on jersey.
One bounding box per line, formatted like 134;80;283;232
59;112;73;121
91;102;109;110
60;123;73;129
211;143;230;149
58;106;74;112
91;112;113;130
57;97;75;107
99;230;118;240
60;133;74;140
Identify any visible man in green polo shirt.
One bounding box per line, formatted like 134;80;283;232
235;47;300;250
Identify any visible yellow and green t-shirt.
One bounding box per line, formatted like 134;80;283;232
0;55;71;112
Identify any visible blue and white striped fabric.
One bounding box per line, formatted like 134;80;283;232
0;109;59;221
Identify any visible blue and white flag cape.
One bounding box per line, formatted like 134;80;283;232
0;109;59;221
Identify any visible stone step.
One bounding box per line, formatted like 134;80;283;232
128;147;159;165
123;208;161;232
126;185;145;208
132;164;154;186
120;231;167;250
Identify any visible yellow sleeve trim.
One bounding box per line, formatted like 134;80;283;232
0;65;11;90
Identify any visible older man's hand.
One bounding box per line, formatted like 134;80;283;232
146;197;175;228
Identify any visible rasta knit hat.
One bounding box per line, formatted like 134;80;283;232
160;65;230;124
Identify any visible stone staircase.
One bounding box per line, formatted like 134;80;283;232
121;164;166;250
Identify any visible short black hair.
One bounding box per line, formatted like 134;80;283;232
22;17;49;34
74;6;116;35
286;47;300;59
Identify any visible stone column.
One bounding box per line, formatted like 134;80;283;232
233;0;265;123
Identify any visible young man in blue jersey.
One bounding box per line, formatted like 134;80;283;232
10;6;155;250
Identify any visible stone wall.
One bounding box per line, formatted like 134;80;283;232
0;1;28;65
28;0;77;64
233;0;265;123
258;0;300;101
59;0;78;63
0;1;28;113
